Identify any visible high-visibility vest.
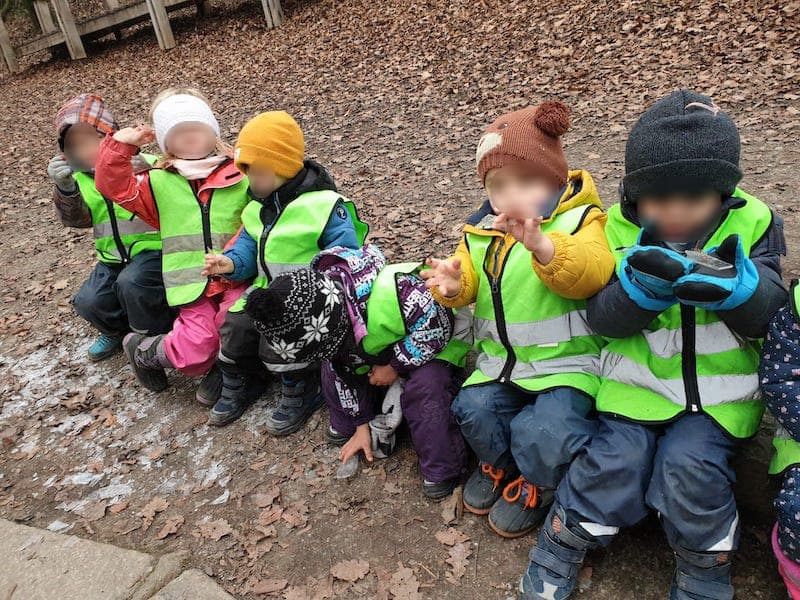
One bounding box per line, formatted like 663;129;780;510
463;205;603;397
597;189;772;439
360;262;472;368
769;281;800;474
73;154;160;265
230;189;368;312
148;167;249;307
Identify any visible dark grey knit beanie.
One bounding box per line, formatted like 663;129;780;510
623;89;742;203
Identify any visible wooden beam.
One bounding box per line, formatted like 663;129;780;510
33;1;57;34
144;0;175;50
50;0;86;59
260;0;283;28
104;0;121;8
0;17;18;73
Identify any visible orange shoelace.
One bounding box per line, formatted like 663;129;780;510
502;476;539;510
481;463;506;491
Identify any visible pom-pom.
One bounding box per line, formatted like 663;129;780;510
534;101;570;137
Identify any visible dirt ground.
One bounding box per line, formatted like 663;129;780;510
0;1;798;598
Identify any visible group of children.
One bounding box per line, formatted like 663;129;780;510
47;86;800;599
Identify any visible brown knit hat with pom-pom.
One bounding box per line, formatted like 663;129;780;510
476;101;571;187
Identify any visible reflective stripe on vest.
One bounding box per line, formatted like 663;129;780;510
231;190;369;313
74;165;161;265
463;204;603;396
360;262;472;368
769;282;800;474
148;167;249;307
596;189;771;439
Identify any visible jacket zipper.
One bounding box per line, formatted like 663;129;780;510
257;193;281;280
197;192;213;251
488;237;515;383
105;198;130;264
680;304;702;413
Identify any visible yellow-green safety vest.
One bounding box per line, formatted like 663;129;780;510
231;189;368;312
73;155;161;265
148;167;249;307
597;189;772;439
463;205;604;396
769;281;800;474
360;262;472;368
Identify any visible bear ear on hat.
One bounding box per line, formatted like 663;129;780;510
534;101;571;137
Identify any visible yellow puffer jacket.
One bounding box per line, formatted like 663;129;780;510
433;169;614;307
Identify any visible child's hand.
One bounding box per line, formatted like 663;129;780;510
201;253;234;276
47;154;76;192
369;363;398;387
339;423;374;464
494;214;555;264
113;125;155;147
421;257;463;298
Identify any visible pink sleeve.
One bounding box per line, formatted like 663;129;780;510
95;136;160;229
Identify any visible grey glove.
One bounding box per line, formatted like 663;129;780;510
47;154;76;193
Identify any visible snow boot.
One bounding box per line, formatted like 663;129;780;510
123;333;169;392
519;503;600;600
264;371;324;436
88;333;123;362
463;462;516;515
773;522;800;600
489;478;553;538
422;477;461;501
208;369;267;426
196;364;222;407
669;545;734;600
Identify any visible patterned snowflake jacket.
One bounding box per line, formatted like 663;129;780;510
312;244;455;425
760;299;800;444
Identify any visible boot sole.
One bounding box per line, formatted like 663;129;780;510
123;339;168;393
487;514;540;539
88;346;122;362
195;393;217;408
463;500;492;516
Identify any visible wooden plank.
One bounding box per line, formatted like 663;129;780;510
104;0;120;8
33;1;57;34
144;0;176;50
261;0;283;28
0;17;18;73
50;0;86;59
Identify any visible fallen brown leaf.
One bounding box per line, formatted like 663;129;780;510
330;559;370;582
156;515;184;540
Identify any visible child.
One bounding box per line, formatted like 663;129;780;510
244;243;470;499
760;285;800;598
521;90;787;600
95;88;250;405
422;101;613;538
49;93;172;361
200;111;369;428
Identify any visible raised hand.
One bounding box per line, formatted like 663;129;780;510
47;154;76;192
494;214;554;263
113;125;156;147
421;257;463;298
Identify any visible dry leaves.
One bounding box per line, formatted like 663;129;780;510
194;518;233;541
440;486;463;525
252;485;281;508
435;528;469;547
247;578;288;595
388;563;421;600
156;515;184;540
445;543;472;584
140;497;168;531
330;559;370;582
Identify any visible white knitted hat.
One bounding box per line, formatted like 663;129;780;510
151;94;220;153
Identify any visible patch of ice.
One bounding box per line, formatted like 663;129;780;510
46;520;72;533
210;489;230;505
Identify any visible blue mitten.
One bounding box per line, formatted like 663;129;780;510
673;234;759;311
619;241;695;312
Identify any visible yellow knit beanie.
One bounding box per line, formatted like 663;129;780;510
234;111;305;179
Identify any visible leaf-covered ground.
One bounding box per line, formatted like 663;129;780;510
0;1;798;598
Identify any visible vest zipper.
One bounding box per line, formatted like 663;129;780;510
105;199;130;264
488;237;515;383
257;193;281;280
680;304;702;413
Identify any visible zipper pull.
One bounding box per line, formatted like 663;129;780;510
490;278;499;293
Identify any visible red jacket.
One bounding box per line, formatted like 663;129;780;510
95;136;247;297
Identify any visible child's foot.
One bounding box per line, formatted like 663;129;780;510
488;478;552;539
87;333;123;362
264;373;324;436
669;546;734;600
208;371;267;426
422;477;460;500
123;333;169;392
324;426;349;447
196;365;222;407
463;462;515;515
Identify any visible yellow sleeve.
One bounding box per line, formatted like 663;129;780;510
532;209;615;300
430;236;479;308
